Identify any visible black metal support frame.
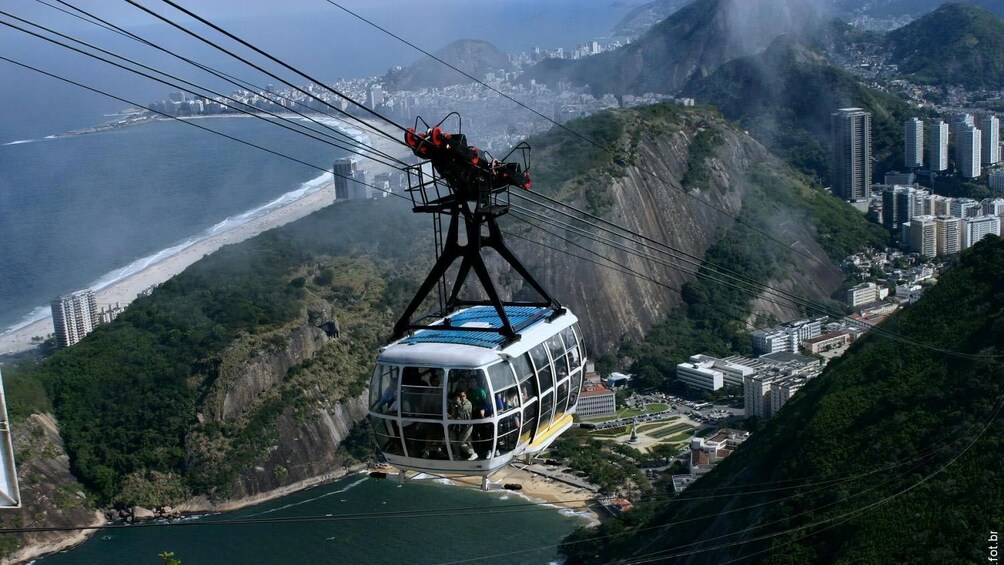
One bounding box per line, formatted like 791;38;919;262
393;121;562;342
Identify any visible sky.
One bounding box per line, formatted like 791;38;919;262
0;0;635;139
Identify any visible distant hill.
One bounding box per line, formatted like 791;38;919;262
830;0;1004;19
562;235;1004;563
525;0;826;96
683;35;917;182
886;2;1004;89
611;0;695;38
383;39;513;91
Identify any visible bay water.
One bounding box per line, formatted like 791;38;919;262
39;473;588;564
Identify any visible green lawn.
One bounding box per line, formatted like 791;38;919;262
645;403;669;412
637;420;679;433
651;423;695;439
591;426;629;438
663;432;693;443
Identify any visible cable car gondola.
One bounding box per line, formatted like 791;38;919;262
367;115;585;475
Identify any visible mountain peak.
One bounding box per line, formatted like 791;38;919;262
384;39;513;91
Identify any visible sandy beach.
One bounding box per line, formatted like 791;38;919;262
0;118;410;357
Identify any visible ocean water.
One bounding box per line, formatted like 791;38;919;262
39;473;589;564
0;116;355;333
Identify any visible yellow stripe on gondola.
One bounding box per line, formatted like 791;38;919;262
526;413;574;452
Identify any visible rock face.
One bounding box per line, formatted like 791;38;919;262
206;324;333;422
226;393;369;499
1;414;104;563
500;109;843;353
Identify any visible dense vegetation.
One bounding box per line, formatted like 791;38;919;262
624;163;887;391
684;38;918;183
887;2;1004;90
562;236;1004;563
24;198;429;504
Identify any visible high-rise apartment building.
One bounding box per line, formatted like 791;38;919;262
957;126;982;178
904;215;937;258
981;114;1000;165
831;108;872;201
51;290;98;348
929;120;949;172
333;157;357;200
963;215;1002;249
904;117;924;168
935;216;962;256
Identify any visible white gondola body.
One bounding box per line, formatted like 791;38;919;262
368;305;585;475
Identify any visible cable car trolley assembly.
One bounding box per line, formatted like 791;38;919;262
368;114;586;476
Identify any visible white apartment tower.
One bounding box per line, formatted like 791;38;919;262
957;126;982;179
963;216;1002;249
980;114;1000;166
904;215;937;258
51;290;98;348
904;117;924;169
831;108;872;201
929;120;949;172
935;216;962;256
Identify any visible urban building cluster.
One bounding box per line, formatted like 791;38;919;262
830;109;1004;206
576;372;617;418
50;290;121;348
672;428;749;493
675;351;824;416
880;186;1003;257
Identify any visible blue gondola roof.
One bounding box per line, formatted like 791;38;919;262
399;305;553;349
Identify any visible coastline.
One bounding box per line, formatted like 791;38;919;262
0;117;409;357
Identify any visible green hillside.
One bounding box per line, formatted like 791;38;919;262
684;37;920;182
26;198;429;503
887;2;1004;90
525;0;824;96
562;236;1004;564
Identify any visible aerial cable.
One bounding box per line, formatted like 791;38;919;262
513;190;839;318
617;399;1004;564
0;13;409;171
319;0;832;271
504;219;755;331
511;193;1003;361
448;402;1003;565
0;55;402;203
437;440;953;564
40;0;405;168
510;206;823;320
121;0;406;148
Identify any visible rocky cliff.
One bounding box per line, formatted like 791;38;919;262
500;105;844;353
0;414;104;563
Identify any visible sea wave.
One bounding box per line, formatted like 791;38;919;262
2;120;364;336
3;139;35;146
242;476;368;518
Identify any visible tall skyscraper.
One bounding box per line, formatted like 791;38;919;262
51;290;98;348
904;117;924;169
831;108;872;201
904;215;937;258
333;157;356;200
957;126;982;179
980;114;1000;165
935;216;962;256
929;120;949;172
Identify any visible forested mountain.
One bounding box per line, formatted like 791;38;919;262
562;235;1004;564
525;0;826;96
3;103;887;525
683;36;917;182
611;0;694;38
383;39;513;90
886;2;1004;90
